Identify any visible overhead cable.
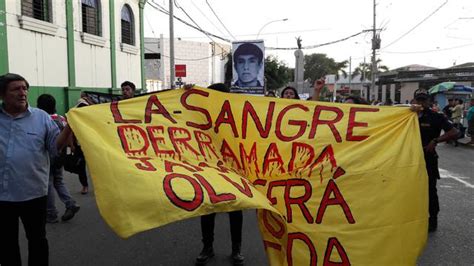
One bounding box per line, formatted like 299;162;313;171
189;0;228;37
383;0;449;49
205;0;236;40
382;43;474;54
145;46;226;61
148;1;231;43
173;0;229;54
147;2;373;52
266;30;369;50
145;13;157;38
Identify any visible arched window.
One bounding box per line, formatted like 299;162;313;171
21;0;51;22
121;5;135;45
82;0;101;36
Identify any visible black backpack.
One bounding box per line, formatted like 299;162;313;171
51;116;66;169
51;116;86;174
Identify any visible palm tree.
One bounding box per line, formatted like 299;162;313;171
333;61;349;82
351;59;389;81
323;60;349;101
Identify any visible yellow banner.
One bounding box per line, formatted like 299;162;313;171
67;88;427;265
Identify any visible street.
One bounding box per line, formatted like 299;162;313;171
418;143;474;265
19;144;473;266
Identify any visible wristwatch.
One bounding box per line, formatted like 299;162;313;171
432;138;439;144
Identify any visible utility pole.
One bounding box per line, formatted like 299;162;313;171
348;56;352;94
371;0;377;102
362;57;366;99
169;0;176;89
211;42;215;84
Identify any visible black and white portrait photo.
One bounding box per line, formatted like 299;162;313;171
232;41;265;94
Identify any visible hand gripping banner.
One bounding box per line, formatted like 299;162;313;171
67;88;428;265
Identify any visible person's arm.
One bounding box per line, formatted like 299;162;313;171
424;127;458;153
310;78;325;101
56;124;73;151
424;115;459;153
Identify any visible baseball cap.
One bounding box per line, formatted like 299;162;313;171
414;89;429;100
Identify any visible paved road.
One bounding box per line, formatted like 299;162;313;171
20;178;269;266
18;144;473;265
418;143;474;265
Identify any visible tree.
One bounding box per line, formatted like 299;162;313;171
351;59;389;81
264;56;292;92
334;61;348;81
304;53;348;84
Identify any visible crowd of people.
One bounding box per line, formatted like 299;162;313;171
0;71;472;265
441;98;474;145
273;81;473;146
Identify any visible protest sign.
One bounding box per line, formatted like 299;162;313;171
67;87;427;265
232;40;265;94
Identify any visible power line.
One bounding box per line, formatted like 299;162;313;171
444;18;459;29
148;1;231;43
147;3;374;53
145;13;157;38
168;28;332;39
382;43;474;54
145;46;225;61
383;0;449;49
173;0;206;36
379;19;390;32
163;53;225;61
189;0;227;37
147;1;229;61
266;30;369;50
205;0;236;40
172;0;228;54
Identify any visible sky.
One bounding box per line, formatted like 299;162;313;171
144;0;474;71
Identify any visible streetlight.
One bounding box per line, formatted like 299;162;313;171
256;18;288;39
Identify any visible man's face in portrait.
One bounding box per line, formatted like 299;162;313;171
235;54;261;86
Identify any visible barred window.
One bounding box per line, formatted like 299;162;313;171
21;0;51;22
82;0;101;36
121;5;134;45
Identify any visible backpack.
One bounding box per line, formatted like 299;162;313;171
62;145;85;174
50;115;85;174
51;115;66;169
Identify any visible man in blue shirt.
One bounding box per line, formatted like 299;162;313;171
0;73;73;266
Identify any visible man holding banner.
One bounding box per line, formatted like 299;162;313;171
67;86;430;265
414;89;458;232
